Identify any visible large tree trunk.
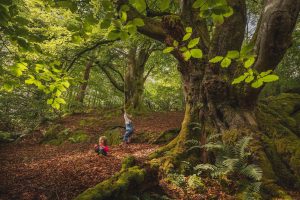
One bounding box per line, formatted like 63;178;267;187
116;0;300;197
99;43;153;111
124;45;151;111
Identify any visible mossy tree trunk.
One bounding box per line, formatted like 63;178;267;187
76;60;93;104
124;44;154;111
116;0;300;194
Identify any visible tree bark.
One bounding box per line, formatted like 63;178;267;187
76;60;93;104
124;44;152;110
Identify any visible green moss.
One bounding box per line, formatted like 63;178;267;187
42;125;89;145
256;93;300;190
121;156;136;170
102;128;122;146
74;166;146;200
68;131;89;143
153;129;180;144
0;131;15;143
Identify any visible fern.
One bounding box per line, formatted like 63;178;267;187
185;135;263;198
240;164;262;181
194;163;216;174
235;136;252;158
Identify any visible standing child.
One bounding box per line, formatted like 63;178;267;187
94;136;109;156
123;112;134;144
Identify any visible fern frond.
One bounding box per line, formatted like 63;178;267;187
201;142;223;151
207;133;222;142
240;164;263;181
185;139;200;146
194;163;216;172
187;146;202;152
235;136;252;158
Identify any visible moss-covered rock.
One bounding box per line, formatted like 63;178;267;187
102;128;123;146
41;125;90;145
68;131;90;143
74;166;146;200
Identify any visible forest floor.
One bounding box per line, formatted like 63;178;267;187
0;111;184;200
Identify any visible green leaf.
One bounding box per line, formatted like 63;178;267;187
129;0;146;13
55;97;66;104
132;18;144;27
25;78;35;85
2;83;13;92
163;47;174;53
120;4;130;12
56;90;62;97
173;40;179;47
245;75;254;83
259;70;272;77
120;31;129;40
244;57;255;68
106;30;120;40
186;27;193;33
221;57;231;68
52;102;60;110
209;56;224;63
158;0;170;11
212;14;224;25
232;74;247;84
251;79;263;88
183;50;192;61
62;81;70;88
180;47;188;52
126;24;137;34
192;0;205;8
223;7;233;17
182;33;192;41
261;75;279;82
120;11;127;22
191;49;203;58
47;99;53;105
188;37;200;49
101;19;111;29
226;51;239;59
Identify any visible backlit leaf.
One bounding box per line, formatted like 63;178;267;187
191;49;203;58
221;57;231;68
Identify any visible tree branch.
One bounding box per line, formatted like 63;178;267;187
107;64;124;82
143;65;155;82
97;62;124;93
244;0;300;105
115;0;168;42
66;40;116;72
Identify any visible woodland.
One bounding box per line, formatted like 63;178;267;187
0;0;300;199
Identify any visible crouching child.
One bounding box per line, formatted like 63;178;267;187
94;136;109;156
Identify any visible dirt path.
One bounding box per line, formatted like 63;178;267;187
0;111;184;200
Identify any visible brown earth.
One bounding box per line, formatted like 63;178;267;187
0;111;184;200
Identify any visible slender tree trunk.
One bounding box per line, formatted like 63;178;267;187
76;60;93;104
